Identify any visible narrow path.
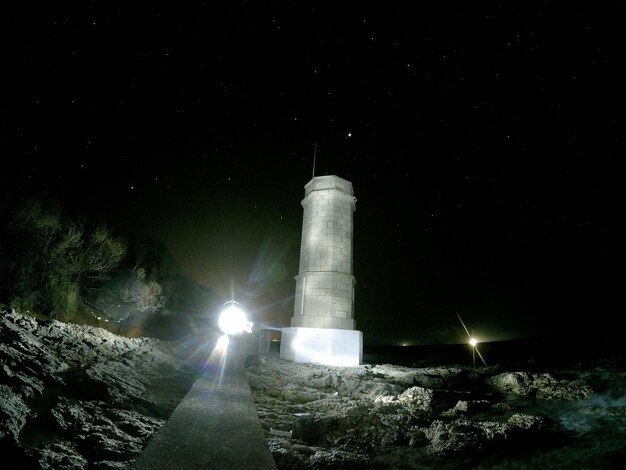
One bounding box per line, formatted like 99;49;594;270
132;361;277;469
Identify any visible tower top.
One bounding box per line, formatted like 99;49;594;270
304;175;354;197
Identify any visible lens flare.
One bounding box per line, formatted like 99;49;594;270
457;313;488;368
218;302;253;335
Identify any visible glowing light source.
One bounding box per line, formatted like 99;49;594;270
457;313;487;369
218;301;253;336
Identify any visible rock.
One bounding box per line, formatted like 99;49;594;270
4;308;623;469
0;309;195;467
441;399;491;417
267;437;310;469
246;355;609;468
421;413;546;456
487;372;594;401
397;386;434;416
0;384;32;440
309;448;370;469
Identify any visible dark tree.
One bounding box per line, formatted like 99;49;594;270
0;196;126;320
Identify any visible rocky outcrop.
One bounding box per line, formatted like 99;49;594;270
419;413;546;455
487;371;594;401
0;309;195;468
245;355;604;469
3;307;621;469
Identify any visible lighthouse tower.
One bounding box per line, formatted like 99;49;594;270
280;175;363;366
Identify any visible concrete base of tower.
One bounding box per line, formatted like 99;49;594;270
279;327;363;366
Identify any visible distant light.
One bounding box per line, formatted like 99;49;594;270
467;335;487;368
218;301;253;336
347;132;352;137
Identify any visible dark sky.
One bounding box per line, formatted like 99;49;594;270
2;2;621;345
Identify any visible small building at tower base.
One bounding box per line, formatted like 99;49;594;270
280;327;362;366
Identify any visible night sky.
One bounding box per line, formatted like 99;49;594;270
2;2;621;346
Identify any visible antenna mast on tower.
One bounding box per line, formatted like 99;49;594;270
312;142;317;179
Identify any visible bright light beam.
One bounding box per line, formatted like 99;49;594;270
457;313;487;368
474;343;487;367
457;313;472;340
218;301;253;336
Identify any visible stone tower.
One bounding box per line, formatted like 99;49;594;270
291;175;356;329
280;175;363;366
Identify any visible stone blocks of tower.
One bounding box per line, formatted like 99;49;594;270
298;177;355;275
291;272;355;329
290;175;357;328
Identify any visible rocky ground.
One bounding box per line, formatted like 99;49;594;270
3;308;626;469
245;352;626;469
0;309;197;469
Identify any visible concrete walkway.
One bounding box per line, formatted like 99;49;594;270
132;360;277;470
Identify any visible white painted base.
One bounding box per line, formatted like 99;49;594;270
279;327;363;366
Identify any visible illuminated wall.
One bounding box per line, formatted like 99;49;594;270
290;175;356;330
